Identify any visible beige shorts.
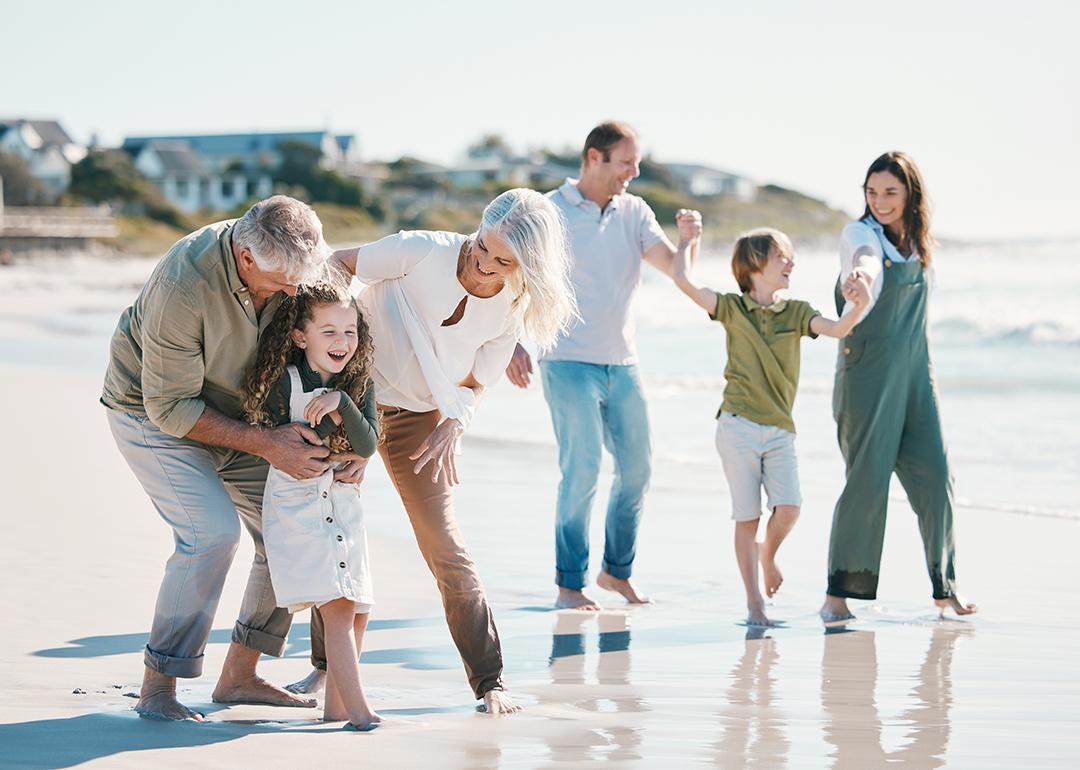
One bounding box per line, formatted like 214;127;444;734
715;412;802;521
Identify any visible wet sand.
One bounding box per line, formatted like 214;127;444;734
1;255;1078;768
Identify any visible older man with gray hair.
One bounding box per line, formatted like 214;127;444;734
102;196;354;720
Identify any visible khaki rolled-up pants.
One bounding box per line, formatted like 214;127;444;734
107;409;290;678
310;406;505;699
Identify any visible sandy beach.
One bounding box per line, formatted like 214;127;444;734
1;251;1079;768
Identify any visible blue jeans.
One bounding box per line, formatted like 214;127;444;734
540;361;652;589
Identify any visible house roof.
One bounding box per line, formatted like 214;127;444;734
0;118;74;146
142;141;207;175
122;130;338;159
665;162;743;180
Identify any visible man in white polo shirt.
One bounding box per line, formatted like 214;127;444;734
506;121;702;610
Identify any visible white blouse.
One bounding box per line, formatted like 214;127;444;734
355;230;519;415
839;217;933;325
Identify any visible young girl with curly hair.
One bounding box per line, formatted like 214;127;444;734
242;281;381;730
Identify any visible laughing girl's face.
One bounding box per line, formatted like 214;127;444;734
292;300;358;381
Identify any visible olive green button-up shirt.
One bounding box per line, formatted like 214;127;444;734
710;292;820;433
101;220;285;438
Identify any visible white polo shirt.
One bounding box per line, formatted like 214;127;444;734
542;178;667;365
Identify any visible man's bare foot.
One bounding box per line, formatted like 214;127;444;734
597;571;651;604
136;669;205;721
555;587;601;611
212;642;317;708
285;667;326;695
820;595;855;625
935;594;978;617
760;552;783;598
477;689;521;715
746;605;779;628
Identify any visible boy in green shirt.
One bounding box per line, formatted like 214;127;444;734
674;228;870;626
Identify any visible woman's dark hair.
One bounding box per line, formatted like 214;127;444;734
862;151;934;267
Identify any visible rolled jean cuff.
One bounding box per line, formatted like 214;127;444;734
555;569;587;590
602;560;632;580
475;678;506;700
232;621;287;657
144;645;203;679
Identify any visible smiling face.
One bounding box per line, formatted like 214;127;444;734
291;300;359;381
584;137;642;199
753;243;796;295
461;231;519;295
864;171;909;230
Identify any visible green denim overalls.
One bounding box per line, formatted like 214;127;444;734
827;225;958;600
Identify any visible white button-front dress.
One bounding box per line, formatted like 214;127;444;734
262;365;374;614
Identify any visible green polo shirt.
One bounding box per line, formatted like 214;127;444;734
101;220;285;438
711;292;820;433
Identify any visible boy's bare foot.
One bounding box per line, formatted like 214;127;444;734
759;552;783;598
478;689;521;715
597;571;651;604
935;594;978;617
135;670;205;721
555;587;601;611
820;595;856;625
746;605;779;628
285;667;326;695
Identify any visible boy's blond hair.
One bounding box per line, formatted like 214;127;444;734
731;228;794;293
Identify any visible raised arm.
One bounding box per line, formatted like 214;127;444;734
642;208;703;278
332;230;439;282
810;273;872;338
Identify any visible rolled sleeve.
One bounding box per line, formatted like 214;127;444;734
355;230;440;284
472;323;519;387
140;281;207;437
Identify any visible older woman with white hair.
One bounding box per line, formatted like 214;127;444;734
292;188;576;715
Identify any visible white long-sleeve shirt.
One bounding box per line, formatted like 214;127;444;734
839;217;933;325
354;230;519;413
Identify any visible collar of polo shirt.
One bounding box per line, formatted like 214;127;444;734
741;292;788;313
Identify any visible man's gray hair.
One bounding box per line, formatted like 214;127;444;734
232;195;331;283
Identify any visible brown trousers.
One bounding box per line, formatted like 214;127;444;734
310;406;505;698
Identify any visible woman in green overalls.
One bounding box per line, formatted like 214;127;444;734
821;151;977;623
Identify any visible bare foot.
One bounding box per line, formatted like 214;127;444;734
285;667;326;695
344;716;383;732
935;595;978;617
134;667;205;721
212;675;317;708
746;605;779;628
820;595;856;625
596;571;651;605
760;552;783;598
555;587;602;611
478;689;521;715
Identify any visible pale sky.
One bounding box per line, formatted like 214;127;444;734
5;0;1077;239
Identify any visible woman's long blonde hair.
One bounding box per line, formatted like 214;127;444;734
242;282;374;453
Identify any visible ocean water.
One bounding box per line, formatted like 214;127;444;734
1;238;1077;533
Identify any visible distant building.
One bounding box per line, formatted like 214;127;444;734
0;118;87;200
121;129;357;212
666;163;756;201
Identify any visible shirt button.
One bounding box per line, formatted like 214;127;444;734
326;516;333;523
884;259;893;268
844;347;852;355
339;562;346;569
244;299;250;305
337;535;343;542
321;491;328;498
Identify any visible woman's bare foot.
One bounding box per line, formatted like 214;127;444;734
935;595;978;617
746;604;779;628
597;571;651;604
820;595;856;625
212;643;317;708
556;587;601;611
285;667;326;695
478;689;521;715
759;552;783;598
135;668;205;721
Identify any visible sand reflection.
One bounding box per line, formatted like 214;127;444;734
821;624;970;768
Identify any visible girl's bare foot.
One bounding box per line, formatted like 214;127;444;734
344;712;383;732
597;571;651;604
555;587;601;611
135;667;205;721
285;667;326;695
759;552;783;598
935;595;978;617
820;595;855;625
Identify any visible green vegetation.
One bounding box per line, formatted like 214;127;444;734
0;151;49;205
69;150;187;230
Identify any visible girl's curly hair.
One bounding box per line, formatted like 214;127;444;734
242;281;375;454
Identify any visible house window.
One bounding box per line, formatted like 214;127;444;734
221;179;234;197
175;179;189;196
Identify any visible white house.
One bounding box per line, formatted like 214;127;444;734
130;141;272;214
0;118;87;200
666;163;756;201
